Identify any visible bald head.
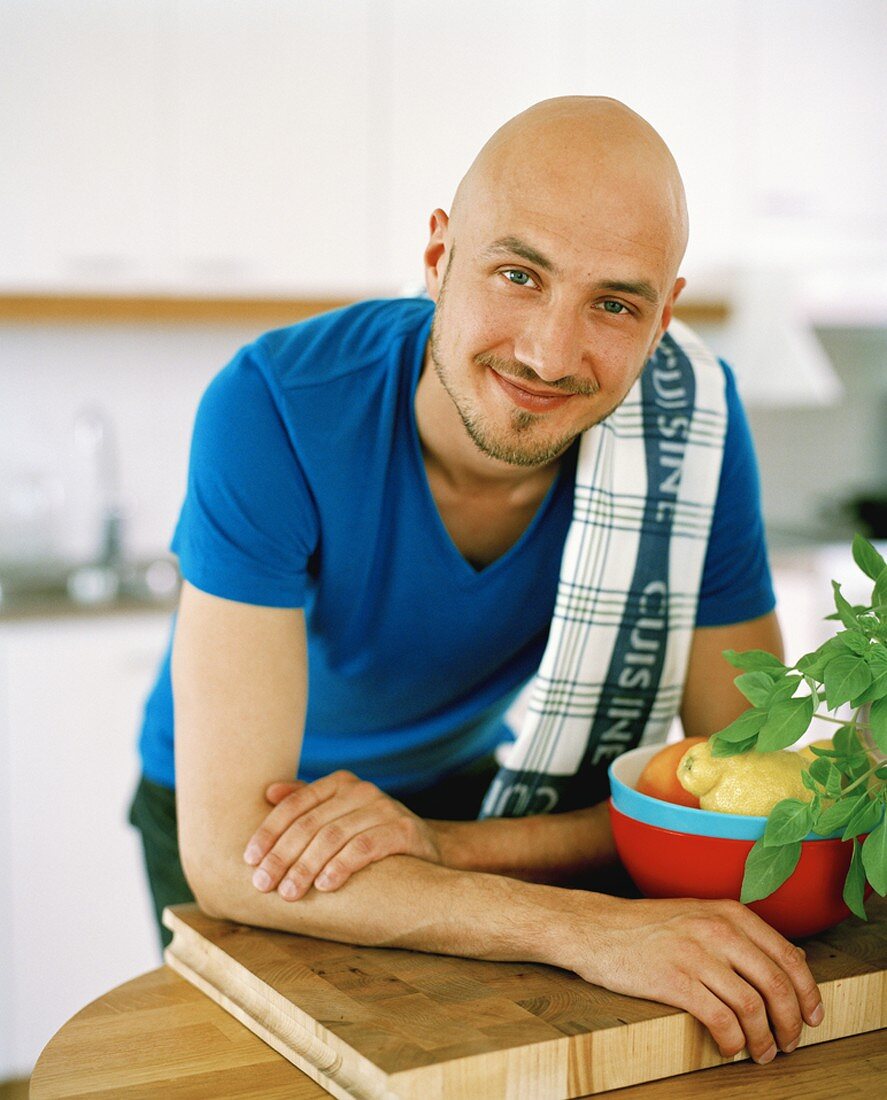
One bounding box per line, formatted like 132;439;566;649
449;96;688;280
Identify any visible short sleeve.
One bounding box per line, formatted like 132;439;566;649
171;346;319;607
695;362;776;627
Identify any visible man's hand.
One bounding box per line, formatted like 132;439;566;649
571;893;824;1064
242;771;444;900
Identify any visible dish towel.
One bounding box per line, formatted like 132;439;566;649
479;319;729;818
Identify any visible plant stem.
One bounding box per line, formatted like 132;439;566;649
810;713;873;730
841;763;880;797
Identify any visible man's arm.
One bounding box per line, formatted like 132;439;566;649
433;611;786;877
242;612;788;897
680;610;785;739
173;584;822;1064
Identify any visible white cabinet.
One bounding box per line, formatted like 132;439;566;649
745;0;887;263
380;0;567;290
0;0;169;289
0;0;377;295
564;0;749;279
169;0;377;294
0;611;171;1077
2;2;884;293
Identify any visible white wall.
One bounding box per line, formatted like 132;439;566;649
0;321;267;561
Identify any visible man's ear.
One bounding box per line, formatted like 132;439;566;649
659;277;686;337
648;276;686;357
423;209;450;300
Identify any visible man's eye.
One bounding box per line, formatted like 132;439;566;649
502;269;537;288
600;299;628;314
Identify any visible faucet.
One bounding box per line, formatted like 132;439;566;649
72;406;124;568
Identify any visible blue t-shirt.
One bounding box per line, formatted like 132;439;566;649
137;298;775;793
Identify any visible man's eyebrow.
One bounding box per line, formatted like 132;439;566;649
480;238;660;306
593;279;660;306
481;237;560;275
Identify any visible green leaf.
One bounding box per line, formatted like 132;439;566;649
870;695;887;754
806;743;839;758
808;757;832;785
832;749;870;779
801;768;821;795
712;707;767;744
723;648;786;672
842;795;885;842
843;839;868;920
826;766;845;799
741;839;802;903
855;648;887;705
832;580;861;630
735;671;779;707
861;817;887;896
768;675;802;705
797;636;854;681
876;763;887;780
710;734;758;758
850;675;887;707
815;795;864;836
756;695;815;752
834;723;861;756
874;568;887;615
852;534;887;582
867;646;887;672
823;655;873;709
763;799;815;847
835;629;871;656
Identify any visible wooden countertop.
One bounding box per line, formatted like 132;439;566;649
30;965;887;1099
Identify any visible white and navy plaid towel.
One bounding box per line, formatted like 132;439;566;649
479;319;729;818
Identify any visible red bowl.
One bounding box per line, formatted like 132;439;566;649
609;802;870;939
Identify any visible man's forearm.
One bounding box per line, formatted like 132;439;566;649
192;850;595;974
186;825;827;1065
431;799;619;885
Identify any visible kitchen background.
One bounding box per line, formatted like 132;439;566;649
1;0;885;1084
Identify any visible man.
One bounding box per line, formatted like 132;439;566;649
130;97;823;1066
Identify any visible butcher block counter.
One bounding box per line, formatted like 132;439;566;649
31;895;887;1099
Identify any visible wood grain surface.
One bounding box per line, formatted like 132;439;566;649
163;894;887;1099
29;964;887;1099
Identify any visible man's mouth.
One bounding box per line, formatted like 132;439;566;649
489;368;576;412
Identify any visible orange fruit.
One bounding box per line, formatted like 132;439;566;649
636;737;708;807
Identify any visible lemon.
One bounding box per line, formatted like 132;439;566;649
676;740;813;816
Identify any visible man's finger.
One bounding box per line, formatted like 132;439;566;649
250;788;384;893
313;822;412;892
731;905;824;1031
700;965;778;1064
278;807;401;900
243;776;342;865
265;780;305;804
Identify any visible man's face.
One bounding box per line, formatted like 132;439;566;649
425;178;684;468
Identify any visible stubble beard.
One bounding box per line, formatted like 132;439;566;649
429;282;630;469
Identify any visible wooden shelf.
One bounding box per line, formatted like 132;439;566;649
0;294;730;326
0;294;354;325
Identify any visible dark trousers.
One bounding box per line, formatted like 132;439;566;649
128;755;501;954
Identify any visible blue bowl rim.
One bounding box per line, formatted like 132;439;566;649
607;742;840;841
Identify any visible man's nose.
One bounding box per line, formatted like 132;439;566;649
511;304;586;384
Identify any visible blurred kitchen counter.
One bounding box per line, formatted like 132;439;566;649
0;557;180;621
0;591;178;621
